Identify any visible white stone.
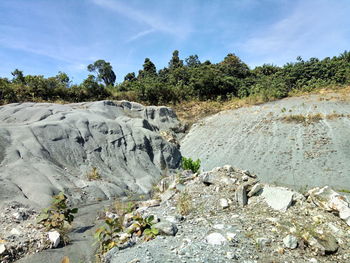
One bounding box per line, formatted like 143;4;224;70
213;224;225;230
48;231;61;248
283;235;298;249
105;211;119;220
308;186;350;226
248;183;263;197
0;244;6;255
309;258;318;263
206;232;227;245
10;228;21;235
261;186;294;211
219;198;229;209
12;212;24;220
226;251;235;259
226;232;237;241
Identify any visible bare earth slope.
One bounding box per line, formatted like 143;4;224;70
181;93;350;190
0;101;182;208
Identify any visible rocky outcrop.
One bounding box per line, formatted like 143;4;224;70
0;101;182;208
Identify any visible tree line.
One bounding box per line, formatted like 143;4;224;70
1;50;349;105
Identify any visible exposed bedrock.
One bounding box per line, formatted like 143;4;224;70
0;101;182;208
181;93;350;190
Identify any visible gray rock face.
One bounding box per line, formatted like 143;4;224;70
181;93;350;189
0;101;182;208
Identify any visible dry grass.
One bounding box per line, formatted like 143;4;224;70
176;191;193;216
281;112;350;124
171;94;270;125
86;167;101;181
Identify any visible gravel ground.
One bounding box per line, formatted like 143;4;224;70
104;166;350;263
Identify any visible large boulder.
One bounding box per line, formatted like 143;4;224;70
0;101;182;208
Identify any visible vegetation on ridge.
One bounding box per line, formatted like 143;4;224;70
0;50;349;107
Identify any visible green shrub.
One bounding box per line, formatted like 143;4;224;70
181;156;201;173
94;213;159;254
37;192;78;230
94;217;124;254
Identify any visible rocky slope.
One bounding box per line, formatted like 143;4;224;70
0;101;182;209
181;92;350;190
102;166;350;263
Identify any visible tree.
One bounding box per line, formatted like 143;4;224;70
138;58;157;79
11;69;25;84
185;55;201;68
124;72;136;82
87;60;116;86
219;53;250;78
168;50;183;69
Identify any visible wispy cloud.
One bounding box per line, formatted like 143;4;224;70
126;28;156;43
91;0;192;39
238;0;350;65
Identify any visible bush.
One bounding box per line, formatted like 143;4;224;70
181;156;201;173
37;192;78;230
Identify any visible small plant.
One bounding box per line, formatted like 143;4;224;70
129;214;159;241
94;217;124;254
87;167;101;181
181;156;201;173
37;192;78;230
177;191;192;216
114;200;136;215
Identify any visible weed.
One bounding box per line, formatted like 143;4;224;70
86;167;101;181
176;191;192;216
94;217;124;254
37;192;78;230
181;157;201;173
338;189;350;194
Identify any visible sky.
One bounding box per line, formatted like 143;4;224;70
0;0;349;83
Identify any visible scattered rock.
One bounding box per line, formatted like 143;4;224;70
308;186;350;226
138;199;161;208
255;237;271;247
303;232;339;255
48;231;61;248
247;183;263;197
10;228;22;236
219;198;229;209
261;186;294;211
153;221;178;236
106;211;119;220
206;233;227;245
0;243;6;255
283;235;298;249
235;184;248;207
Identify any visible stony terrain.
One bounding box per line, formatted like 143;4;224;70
181;92;350;190
0;100;182;209
102;166;350;263
1;94;350;263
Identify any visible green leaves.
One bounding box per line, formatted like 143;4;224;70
181;157;201;173
36;192;78;231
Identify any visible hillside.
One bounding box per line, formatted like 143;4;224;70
181;91;350;191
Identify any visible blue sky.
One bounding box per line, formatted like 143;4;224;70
0;0;349;83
